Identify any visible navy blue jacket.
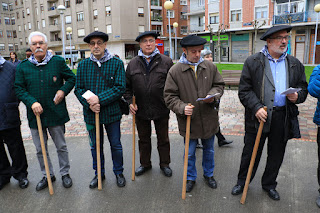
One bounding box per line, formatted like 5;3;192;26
308;64;320;125
0;61;21;130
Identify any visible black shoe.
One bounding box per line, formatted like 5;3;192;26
196;143;203;149
316;195;320;208
135;166;152;176
160;166;172;177
263;188;280;200
0;178;10;190
18;177;29;189
89;175;105;189
218;139;233;147
115;174;126;187
186;180;195;193
62;174;73;188
36;176;56;191
203;175;217;189
231;184;244;195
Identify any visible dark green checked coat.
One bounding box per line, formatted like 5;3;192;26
14;56;76;129
74;57;126;125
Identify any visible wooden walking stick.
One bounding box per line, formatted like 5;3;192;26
182;103;192;200
132;96;136;181
36;114;54;195
240;106;267;204
95;112;102;190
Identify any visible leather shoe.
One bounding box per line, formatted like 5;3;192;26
115;174;126;187
203;175;217;189
218;139;233;147
0;178;10;190
18;177;29;189
89;175;106;189
316;195;320;208
186;180;195;193
36;176;56;191
160;166;172;177
135;166;152;176
231;184;244;195
62;174;73;188
263;188;280;200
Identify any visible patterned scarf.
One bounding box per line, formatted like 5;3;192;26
0;56;5;65
260;45;287;63
28;50;53;66
90;49;113;67
179;52;204;66
138;47;160;65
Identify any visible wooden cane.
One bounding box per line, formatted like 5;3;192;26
36;114;54;195
240;106;267;204
132;96;136;181
95;112;102;190
182;103;192;200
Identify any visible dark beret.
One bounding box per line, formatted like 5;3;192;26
260;25;292;41
26;48;32;52
180;35;207;47
83;31;109;43
135;31;158;42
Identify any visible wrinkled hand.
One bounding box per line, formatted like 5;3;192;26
203;95;215;103
184;105;195;116
287;92;298;103
255;107;267;123
54;90;65;105
31;102;43;115
90;104;100;113
87;95;99;106
129;104;138;115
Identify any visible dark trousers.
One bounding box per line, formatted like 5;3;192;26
317;127;320;189
136;116;170;168
0;127;28;181
237;110;287;190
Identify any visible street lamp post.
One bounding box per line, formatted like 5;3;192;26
66;27;73;69
313;4;320;65
164;1;173;59
57;5;66;60
173;22;178;60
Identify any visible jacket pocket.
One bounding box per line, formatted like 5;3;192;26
4;102;20;126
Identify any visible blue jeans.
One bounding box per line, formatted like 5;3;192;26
88;121;124;176
184;135;215;181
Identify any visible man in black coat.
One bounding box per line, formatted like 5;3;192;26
124;31;173;177
0;55;28;190
231;25;308;200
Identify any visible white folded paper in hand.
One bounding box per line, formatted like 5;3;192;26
196;93;220;101
280;87;301;95
82;90;96;100
53;94;57;102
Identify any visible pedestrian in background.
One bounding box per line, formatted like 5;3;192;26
9;52;21;67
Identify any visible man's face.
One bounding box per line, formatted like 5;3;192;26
88;37;107;60
183;45;203;63
204;54;213;62
30;35;48;60
26;51;32;58
267;30;290;56
139;35;156;56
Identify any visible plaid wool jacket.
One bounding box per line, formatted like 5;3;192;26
74;57;126;125
14;56;76;129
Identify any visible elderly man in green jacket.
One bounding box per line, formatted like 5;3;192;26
15;31;75;191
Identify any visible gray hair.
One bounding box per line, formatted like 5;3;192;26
201;49;212;57
28;31;48;44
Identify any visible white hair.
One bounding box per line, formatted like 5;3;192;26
28;31;48;44
201;49;212;57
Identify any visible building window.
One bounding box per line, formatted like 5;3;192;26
76;0;83;4
0;44;5;51
0;31;3;38
78;29;85;37
18;25;21;31
2;3;8;11
24;24;26;31
180;0;187;5
255;6;268;19
42;19;45;28
209;13;219;24
40;4;44;12
151;0;161;6
277;2;304;15
167;11;174;18
22;10;25;18
25;37;28;45
27;8;30;15
107;25;112;34
37;21;40;29
181;12;187;20
7;31;13;38
139;25;145;33
94;27;98;31
15;44;18;51
138;7;144;17
66;15;71;24
28;22;32;30
20;38;23;45
166;25;173;33
15;0;18;6
93;9;98;19
151;10;162;21
11;17;15;25
106;6;111;16
36;7;38;15
231;9;241;22
198;0;205;6
65;0;70;8
13;30;17;38
77;12;84;21
5;17;10;25
9;3;13;11
16;12;19;19
8;44;14;52
20;0;23;5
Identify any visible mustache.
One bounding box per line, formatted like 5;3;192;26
35;49;44;53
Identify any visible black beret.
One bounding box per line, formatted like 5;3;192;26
180;35;207;47
83;31;109;43
260;25;292;41
26;48;32;52
135;31;158;42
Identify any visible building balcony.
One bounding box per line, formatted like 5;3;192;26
47;8;60;17
273;12;306;25
49;24;61;32
151;21;163;25
184;6;205;16
151;5;162;10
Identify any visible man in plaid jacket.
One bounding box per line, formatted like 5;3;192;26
74;31;126;189
15;31;75;191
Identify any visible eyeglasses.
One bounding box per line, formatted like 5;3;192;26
269;35;291;41
141;39;155;44
31;41;46;46
89;41;105;46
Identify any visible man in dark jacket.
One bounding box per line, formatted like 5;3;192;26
124;31;173;177
0;55;28;190
231;25;308;201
